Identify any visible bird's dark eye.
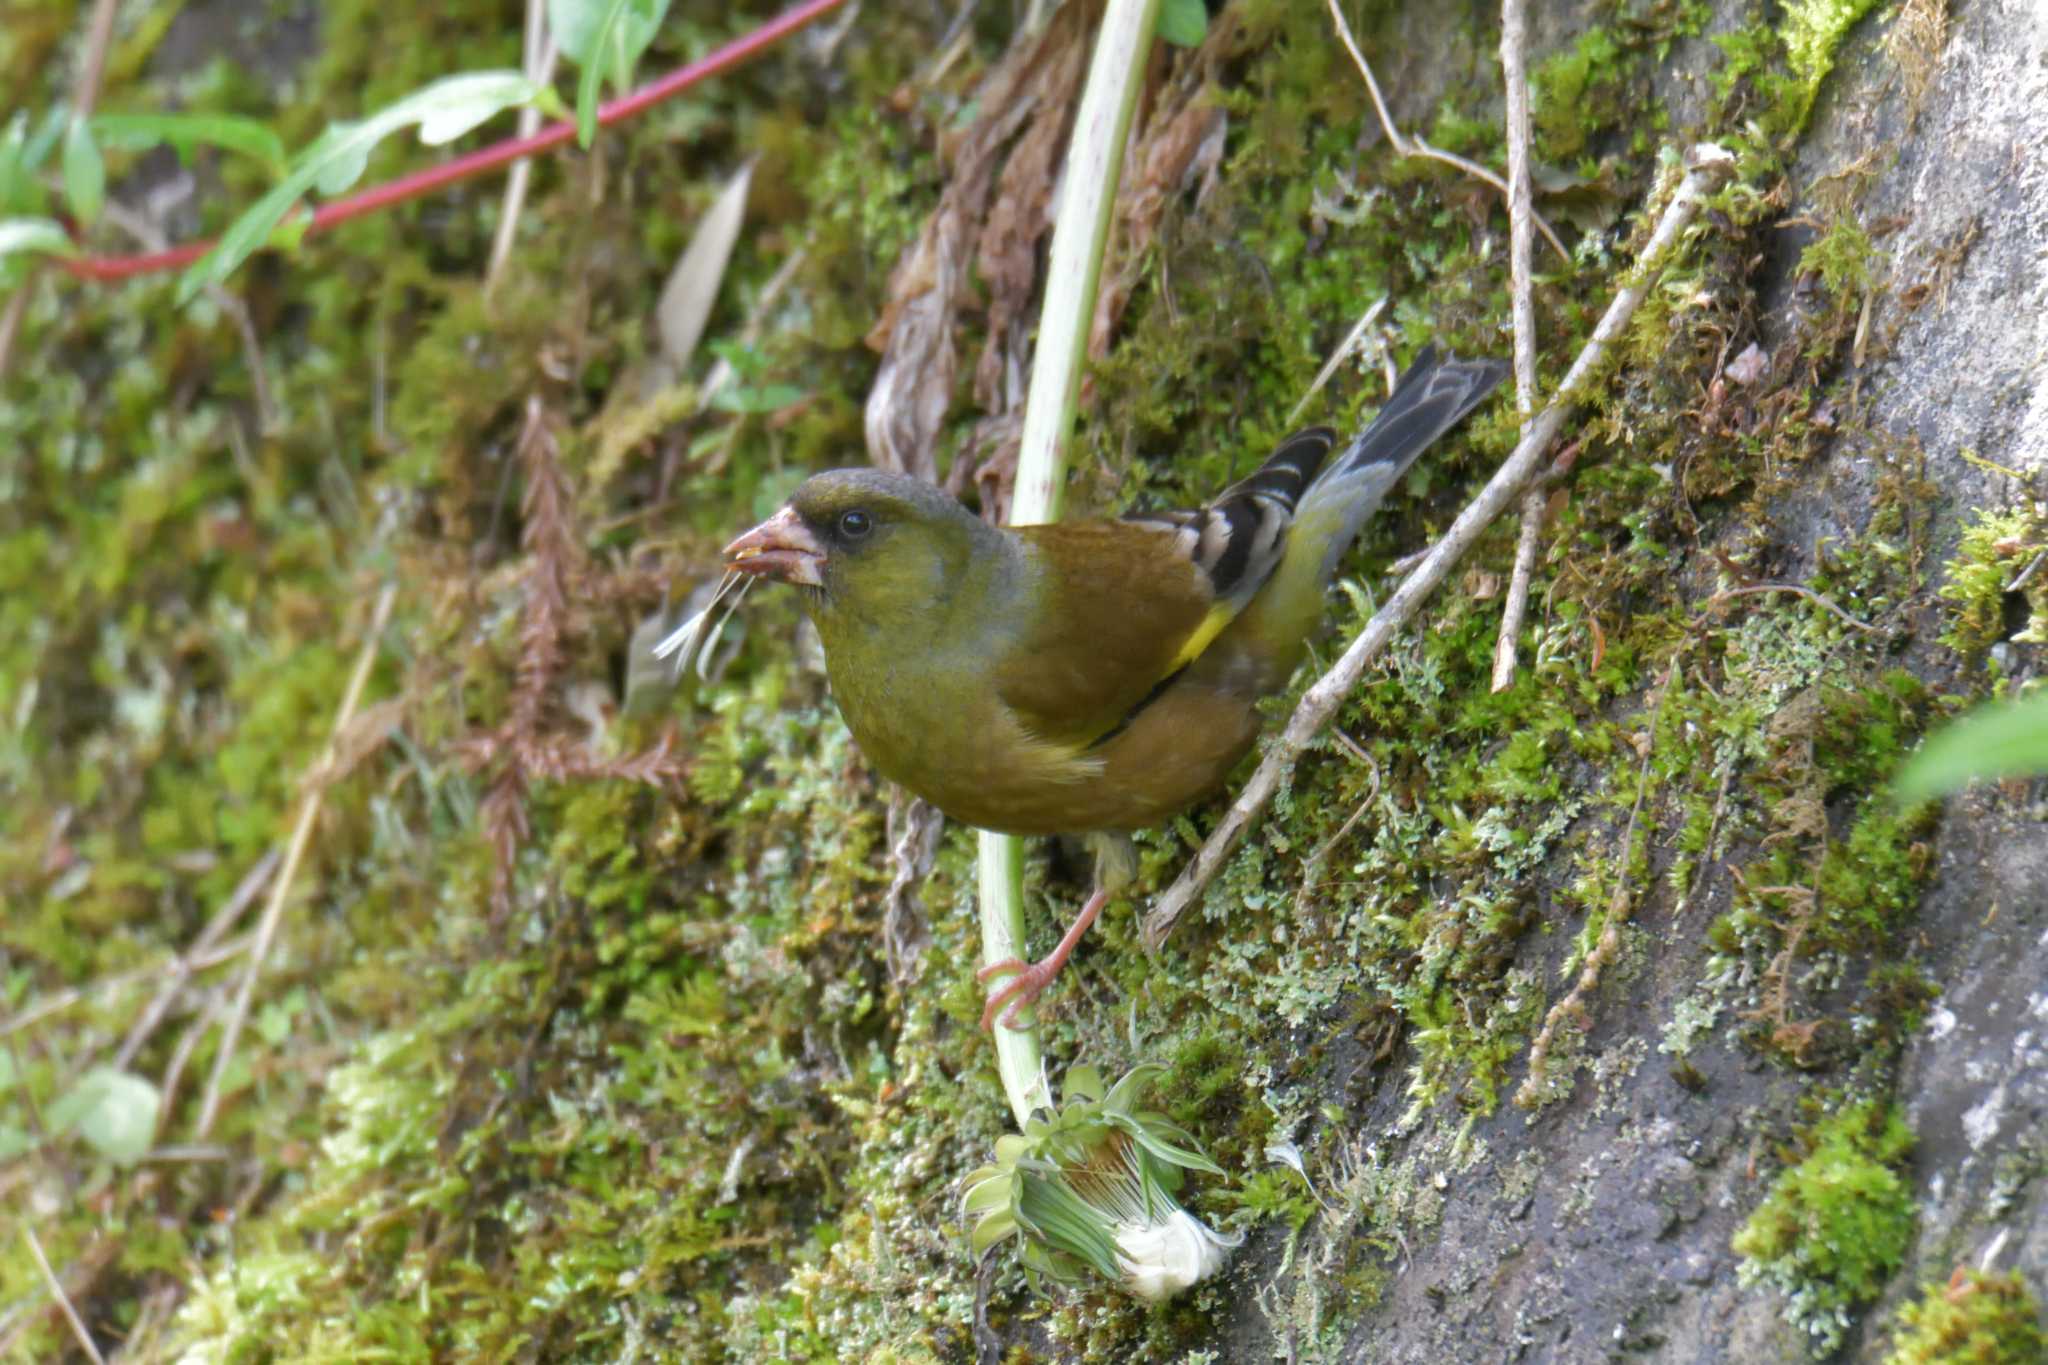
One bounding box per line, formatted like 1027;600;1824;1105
838;509;872;539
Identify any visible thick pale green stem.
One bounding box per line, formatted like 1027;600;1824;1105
979;0;1162;1129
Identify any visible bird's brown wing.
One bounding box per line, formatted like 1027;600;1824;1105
997;520;1221;750
999;430;1339;751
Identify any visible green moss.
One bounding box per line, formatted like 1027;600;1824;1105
1884;1269;2048;1365
1711;0;1884;142
1780;0;1888;127
1939;503;2048;661
1734;1100;1917;1356
1530;28;1627;163
1799;214;1878;298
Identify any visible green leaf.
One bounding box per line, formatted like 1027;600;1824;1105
969;1208;1018;1253
551;0;673;148
179;70;541;303
1062;1064;1106;1105
707;381;803;415
62;116;104;226
1;108;66;213
92;112;287;171
964;1171;1019;1214
46;1067;160;1165
0;217;74;261
1156;0;1207;48
1099;1062;1162;1115
1894;690;2048;801
1126;1124;1224;1177
410;72;546;145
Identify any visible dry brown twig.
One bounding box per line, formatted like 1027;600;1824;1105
1325;0;1569;264
881;793;943;986
1141;143;1737;950
195;582;398;1138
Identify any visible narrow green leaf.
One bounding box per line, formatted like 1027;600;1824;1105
1098;1062;1161;1115
1156;0;1207;48
0;217;74;261
1895;690;2048;801
412;71;547;145
62;116;104;226
2;108;68;214
1;114;37;212
309;122;375;196
554;0;672;147
1124;1120;1224;1177
92;112;287;171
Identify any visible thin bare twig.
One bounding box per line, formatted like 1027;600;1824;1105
1707;582;1881;633
196;582;398;1138
1142;144;1737;950
485;0;561;295
2004;549;2045;594
1326;0;1568;264
1491;0;1544;692
1287;296;1386;426
22;1225;107;1365
158;994;223;1144
1;932;256;1040
72;0;122;116
111;850;279;1071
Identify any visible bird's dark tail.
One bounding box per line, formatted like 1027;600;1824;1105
1293;345;1510;587
1213;346;1507;686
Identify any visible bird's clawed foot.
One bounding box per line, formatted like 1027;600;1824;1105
975;887;1109;1031
977;956;1058;1031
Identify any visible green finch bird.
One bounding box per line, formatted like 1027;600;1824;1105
716;346;1506;1028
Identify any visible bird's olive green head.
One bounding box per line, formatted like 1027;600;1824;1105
723;469;996;628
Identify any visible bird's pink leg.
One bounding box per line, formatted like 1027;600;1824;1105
977;887;1108;1031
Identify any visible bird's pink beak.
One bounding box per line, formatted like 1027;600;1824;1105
723;506;826;587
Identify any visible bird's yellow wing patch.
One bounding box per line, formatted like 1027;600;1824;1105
1167;601;1240;674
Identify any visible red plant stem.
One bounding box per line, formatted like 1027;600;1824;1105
57;0;849;283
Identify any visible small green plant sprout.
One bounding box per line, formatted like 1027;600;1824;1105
1895;688;2048;802
1884;1265;2048;1365
962;1062;1241;1301
1733;1099;1917;1356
